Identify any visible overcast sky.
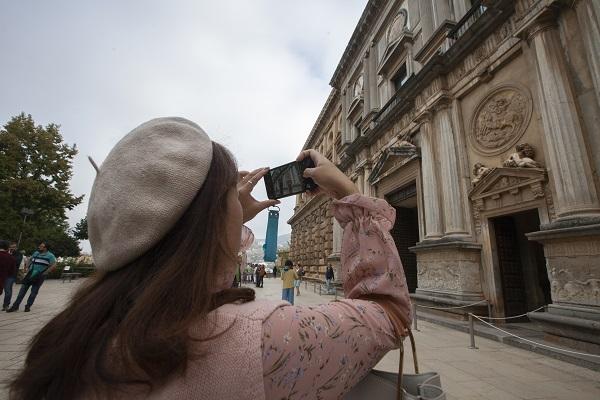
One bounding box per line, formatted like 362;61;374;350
0;0;367;252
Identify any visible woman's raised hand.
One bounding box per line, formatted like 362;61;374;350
296;150;358;200
238;168;280;223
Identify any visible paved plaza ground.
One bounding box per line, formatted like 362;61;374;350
0;278;599;399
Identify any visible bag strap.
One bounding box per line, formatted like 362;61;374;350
371;299;419;400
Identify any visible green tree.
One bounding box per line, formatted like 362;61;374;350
72;216;88;241
0;113;83;256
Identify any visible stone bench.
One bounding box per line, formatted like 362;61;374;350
61;267;82;283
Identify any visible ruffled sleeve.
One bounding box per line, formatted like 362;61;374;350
331;194;412;327
261;194;412;399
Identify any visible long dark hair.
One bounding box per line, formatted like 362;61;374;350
9;142;255;400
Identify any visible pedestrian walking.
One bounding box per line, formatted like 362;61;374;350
0;240;15;299
281;260;298;304
272;265;277;278
2;241;23;311
295;264;304;296
8;118;411;400
7;241;56;313
325;264;335;294
258;265;266;287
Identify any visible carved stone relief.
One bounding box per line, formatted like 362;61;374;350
469;168;548;234
472;163;492;186
503;143;542;168
418;264;460;291
353;75;364;99
549;267;600;307
469;84;533;155
417;250;483;293
388;9;408;43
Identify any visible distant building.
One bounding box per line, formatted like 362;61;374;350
289;0;600;350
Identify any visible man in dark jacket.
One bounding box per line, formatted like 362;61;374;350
2;241;23;311
325;264;335;294
0;241;16;306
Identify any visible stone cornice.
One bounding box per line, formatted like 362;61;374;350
330;0;386;89
302;89;339;150
355;0;514;153
287;194;329;225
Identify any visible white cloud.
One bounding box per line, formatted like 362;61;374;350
0;0;367;252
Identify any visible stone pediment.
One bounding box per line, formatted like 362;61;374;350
368;144;420;184
378;31;414;76
469;167;547;201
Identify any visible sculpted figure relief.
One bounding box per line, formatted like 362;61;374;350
471;163;492;186
503;143;542;168
353;75;364;99
471;85;532;155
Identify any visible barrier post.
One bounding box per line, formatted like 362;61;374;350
468;313;478;349
334;288;338;300
319;284;321;295
412;303;419;331
487;302;492;320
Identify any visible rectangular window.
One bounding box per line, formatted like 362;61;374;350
392;63;408;91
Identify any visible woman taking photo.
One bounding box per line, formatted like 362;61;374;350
9;117;411;400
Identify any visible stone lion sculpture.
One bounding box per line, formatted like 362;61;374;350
503;143;542;168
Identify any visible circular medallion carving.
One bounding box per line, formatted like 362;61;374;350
469;84;532;155
386;9;408;45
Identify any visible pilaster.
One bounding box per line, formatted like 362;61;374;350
528;10;600;221
435;102;469;236
418;113;444;238
575;0;600;107
420;0;435;44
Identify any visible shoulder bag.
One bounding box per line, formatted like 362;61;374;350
344;304;445;400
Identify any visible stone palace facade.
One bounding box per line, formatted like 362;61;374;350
288;0;600;351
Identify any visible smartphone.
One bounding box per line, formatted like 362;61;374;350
264;157;318;199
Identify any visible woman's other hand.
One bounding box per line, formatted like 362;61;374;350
238;168;280;223
296;150;358;200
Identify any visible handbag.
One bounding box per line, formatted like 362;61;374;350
344;305;445;400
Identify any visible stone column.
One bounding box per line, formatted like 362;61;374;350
435;104;468;235
420;0;435;44
363;165;372;197
368;42;379;110
419;115;444;238
576;0;600;106
529;12;600;219
341;89;350;144
452;0;469;21
356;169;365;195
432;0;452;28
362;52;371;115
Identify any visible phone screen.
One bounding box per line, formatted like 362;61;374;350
265;161;305;199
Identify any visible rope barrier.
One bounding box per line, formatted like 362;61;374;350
415;299;488;310
470;314;600;358
472;305;545;320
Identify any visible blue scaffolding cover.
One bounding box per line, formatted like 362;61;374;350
263;208;279;262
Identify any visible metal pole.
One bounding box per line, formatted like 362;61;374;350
469;314;478;349
16;214;28;249
487;302;492;320
319;283;321;295
334;288;338;300
412;303;419;331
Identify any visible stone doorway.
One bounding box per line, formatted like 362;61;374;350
491;209;551;321
387;183;419;293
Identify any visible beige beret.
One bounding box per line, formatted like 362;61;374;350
88;117;213;271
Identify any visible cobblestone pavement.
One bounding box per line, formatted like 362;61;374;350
1;278;599;400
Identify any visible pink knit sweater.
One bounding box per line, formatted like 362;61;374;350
96;194;411;399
